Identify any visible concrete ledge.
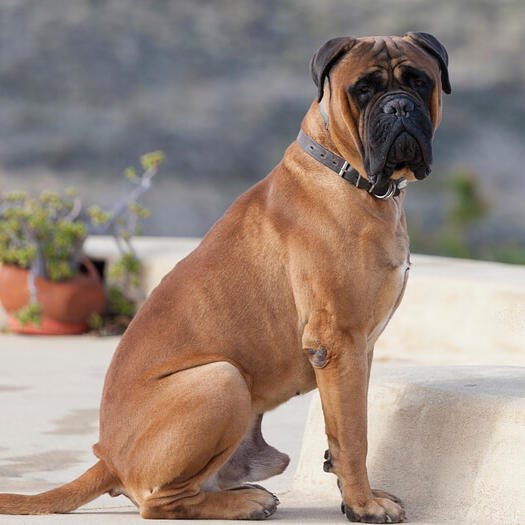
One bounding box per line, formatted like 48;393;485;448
84;236;200;296
293;365;525;524
376;254;525;365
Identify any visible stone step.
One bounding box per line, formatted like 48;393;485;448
293;365;525;525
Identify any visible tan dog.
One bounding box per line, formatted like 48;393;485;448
0;32;450;523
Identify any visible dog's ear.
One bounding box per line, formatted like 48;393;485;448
310;37;358;102
405;32;451;94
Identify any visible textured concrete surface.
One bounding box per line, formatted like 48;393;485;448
376;254;525;365
2;338;524;524
294;366;525;525
0;334;313;524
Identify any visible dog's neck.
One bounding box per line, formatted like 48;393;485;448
285;101;408;227
300;101;370;182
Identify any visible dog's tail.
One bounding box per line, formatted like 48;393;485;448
0;460;117;515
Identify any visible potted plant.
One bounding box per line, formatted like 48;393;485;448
0;151;164;335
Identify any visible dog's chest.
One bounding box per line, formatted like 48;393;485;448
367;253;410;345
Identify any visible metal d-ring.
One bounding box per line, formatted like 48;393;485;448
373;180;396;199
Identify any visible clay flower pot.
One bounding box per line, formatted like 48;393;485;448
0;259;105;335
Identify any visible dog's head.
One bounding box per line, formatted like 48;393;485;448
310;33;451;186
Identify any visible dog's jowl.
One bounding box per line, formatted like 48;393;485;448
0;33;450;523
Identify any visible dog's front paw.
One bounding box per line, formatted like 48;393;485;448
341;497;405;523
371;489;405;510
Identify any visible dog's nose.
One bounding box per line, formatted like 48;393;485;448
383;98;414;117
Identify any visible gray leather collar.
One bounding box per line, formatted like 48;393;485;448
296;129;407;199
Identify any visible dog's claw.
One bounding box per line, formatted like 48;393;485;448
244;483;279;507
323;448;333;472
264;501;278;518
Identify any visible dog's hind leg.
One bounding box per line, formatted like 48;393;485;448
141;484;278;520
114;361;278;520
212;413;290;489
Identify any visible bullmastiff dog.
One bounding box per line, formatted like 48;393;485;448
0;32;450;523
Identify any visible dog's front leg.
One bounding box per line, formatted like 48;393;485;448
303;319;405;524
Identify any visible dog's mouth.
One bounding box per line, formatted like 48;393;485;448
383;130;431;181
367;125;432;185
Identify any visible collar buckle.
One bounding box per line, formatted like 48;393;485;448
338;161;349;178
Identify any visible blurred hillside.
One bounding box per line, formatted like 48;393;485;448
0;0;524;255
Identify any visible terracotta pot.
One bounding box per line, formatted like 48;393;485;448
0;259;105;335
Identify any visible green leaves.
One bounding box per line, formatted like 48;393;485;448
13;302;43;327
449;172;488;226
5;191;27;202
105;252;142;319
87;205;113;227
140;150;165;170
0;190;86;278
87;312;103;330
127;202;150;218
124;167;138;183
108;252;141;280
1;150;165;333
409;169;525;265
107;286;136;317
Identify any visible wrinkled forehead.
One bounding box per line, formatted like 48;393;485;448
333;36;440;85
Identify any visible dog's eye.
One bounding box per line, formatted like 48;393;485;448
348;79;379;106
355;84;374;102
401;67;434;97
